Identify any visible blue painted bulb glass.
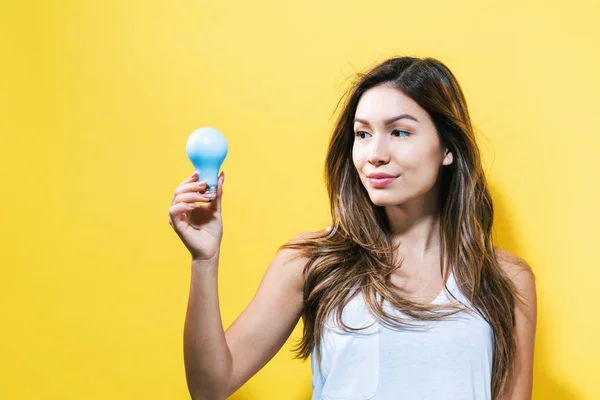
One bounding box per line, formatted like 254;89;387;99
186;127;228;196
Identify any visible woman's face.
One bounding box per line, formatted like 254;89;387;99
352;84;453;207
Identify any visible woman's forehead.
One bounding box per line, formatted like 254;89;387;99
355;86;425;123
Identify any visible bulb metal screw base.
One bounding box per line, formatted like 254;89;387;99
204;185;217;196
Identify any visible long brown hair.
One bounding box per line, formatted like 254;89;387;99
280;56;527;399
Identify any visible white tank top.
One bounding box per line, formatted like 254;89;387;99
310;268;494;400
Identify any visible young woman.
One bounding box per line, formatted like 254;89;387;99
168;56;537;400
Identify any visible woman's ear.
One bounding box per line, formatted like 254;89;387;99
442;148;453;166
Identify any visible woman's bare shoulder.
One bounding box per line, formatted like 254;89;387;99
494;247;534;277
494;247;536;304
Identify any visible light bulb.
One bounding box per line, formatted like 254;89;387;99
186;127;228;196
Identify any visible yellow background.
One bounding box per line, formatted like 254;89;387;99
1;0;598;399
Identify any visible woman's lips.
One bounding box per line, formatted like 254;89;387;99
368;176;397;188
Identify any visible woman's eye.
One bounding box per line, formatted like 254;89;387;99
392;129;410;137
354;130;410;139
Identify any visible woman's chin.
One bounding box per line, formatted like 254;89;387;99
368;192;400;206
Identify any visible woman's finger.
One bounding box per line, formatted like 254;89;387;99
172;179;208;204
209;171;224;212
174;191;216;204
174;180;208;196
173;173;199;204
178;171;198;186
168;202;198;225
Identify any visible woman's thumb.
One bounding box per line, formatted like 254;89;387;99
210;171;224;212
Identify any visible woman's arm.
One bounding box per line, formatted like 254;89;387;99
222;243;308;397
184;233;309;400
497;250;538;400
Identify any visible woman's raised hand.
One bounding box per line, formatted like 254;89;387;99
168;171;225;262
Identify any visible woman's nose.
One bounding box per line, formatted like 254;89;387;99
367;136;390;165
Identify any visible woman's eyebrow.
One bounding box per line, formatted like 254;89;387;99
354;113;419;125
